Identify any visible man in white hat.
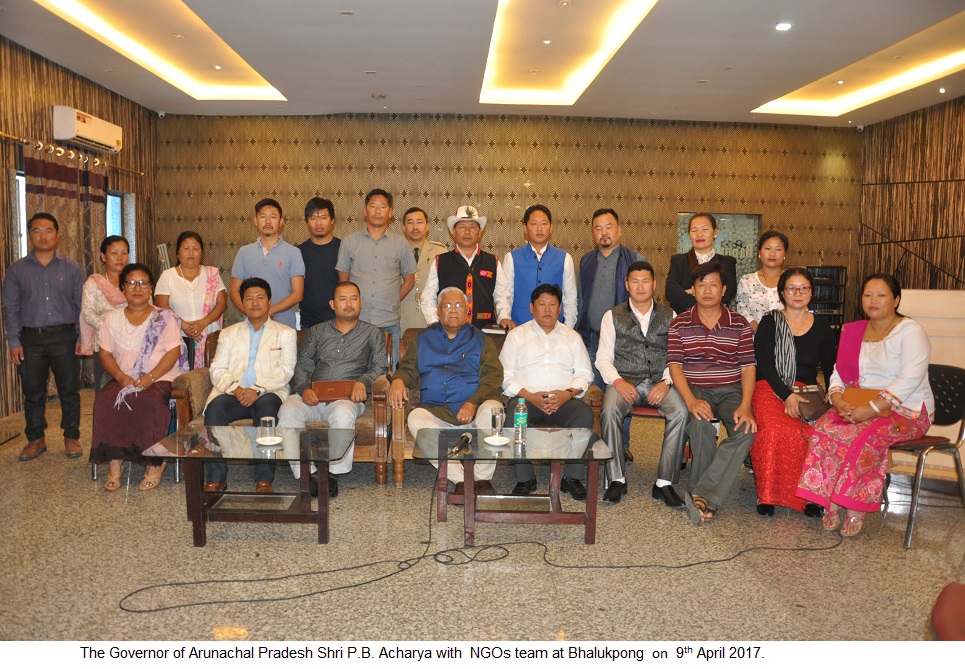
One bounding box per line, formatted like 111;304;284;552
420;205;501;329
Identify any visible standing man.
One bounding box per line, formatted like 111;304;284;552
389;287;504;496
298;197;340;330
596;261;687;506
420;205;501;329
576;208;644;390
277;281;388;498
493;204;577;330
203;277;297;493
2;212;85;461
400;207;447;333
230;198;305;329
667;262;757;526
500;284;594;499
336;188;416;368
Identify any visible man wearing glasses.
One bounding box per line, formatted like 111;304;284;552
2;212;85;461
389;287;504;496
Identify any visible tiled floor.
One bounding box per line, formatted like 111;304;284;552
1;390;962;640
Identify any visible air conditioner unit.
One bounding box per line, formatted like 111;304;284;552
52;105;122;154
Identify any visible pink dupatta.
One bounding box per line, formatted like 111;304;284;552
193;265;224;368
80;274;127;355
834;320;869;387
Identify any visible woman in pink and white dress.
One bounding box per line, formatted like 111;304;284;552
734;230;787;334
154;231;226;369
80;235;129;387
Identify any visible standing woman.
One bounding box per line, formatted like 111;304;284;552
751;268;836;516
735;231;788;333
797;274;934;536
665;213;738;313
155;231;226;369
90;264;187;491
80;236;129;387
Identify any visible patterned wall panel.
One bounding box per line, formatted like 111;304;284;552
156;114;863;324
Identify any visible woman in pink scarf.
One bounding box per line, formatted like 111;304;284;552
155;231;226;369
81;236;129;387
796;274;934;537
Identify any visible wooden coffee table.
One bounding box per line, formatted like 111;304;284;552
145;426;355;546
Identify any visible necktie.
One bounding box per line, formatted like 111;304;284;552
413;247;420;263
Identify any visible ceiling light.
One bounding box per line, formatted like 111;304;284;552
542;39;552;45
338;10;354;16
171;34;183;39
32;0;285;101
939;87;946;93
213;64;222;70
775;22;792;31
836;80;845;85
481;0;661;106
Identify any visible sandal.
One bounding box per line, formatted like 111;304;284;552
139;462;167;491
104;470;122;492
703;505;718;523
841;512;865;537
685;492;710;526
822;505;842;531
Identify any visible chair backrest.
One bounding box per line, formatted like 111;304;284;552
204;325;389;370
928;364;965;428
204;330;221;367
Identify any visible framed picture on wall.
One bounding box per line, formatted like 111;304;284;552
677;212;761;278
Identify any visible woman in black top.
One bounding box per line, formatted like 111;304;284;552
665;213;738;313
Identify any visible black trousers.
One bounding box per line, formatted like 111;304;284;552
19;328;80;442
203;393;282;483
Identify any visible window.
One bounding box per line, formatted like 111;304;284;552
15;172;26;258
106;191;123;237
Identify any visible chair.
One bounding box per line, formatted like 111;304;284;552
388;327;603;486
170;329;394;485
887;364;965;549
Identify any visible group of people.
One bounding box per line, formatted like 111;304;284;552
2;203;935;535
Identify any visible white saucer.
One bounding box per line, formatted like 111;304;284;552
255;436;283;446
483;435;510;446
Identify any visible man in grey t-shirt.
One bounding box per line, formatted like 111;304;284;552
336;188;416;368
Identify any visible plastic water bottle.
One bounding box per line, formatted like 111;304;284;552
513;398;528;446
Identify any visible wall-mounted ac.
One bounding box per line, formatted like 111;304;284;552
52;105;123;154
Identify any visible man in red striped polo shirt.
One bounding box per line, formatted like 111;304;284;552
668;261;757;526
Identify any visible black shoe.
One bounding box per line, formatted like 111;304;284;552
511;477;537;495
475;480;497;495
756;502;775;516
560;477;587;501
328;475;339;499
603;481;627;504
803;503;823;518
651;483;684;508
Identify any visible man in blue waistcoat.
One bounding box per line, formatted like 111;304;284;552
494;204;577;330
389;287;504;495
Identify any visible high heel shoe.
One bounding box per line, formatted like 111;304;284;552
104;470;122;492
139;462;167;491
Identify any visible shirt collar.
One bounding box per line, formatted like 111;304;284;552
694;248;716;264
629;298;655;320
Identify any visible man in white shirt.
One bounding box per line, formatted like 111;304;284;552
500;284;594;499
596;261;687;506
493;204;577;330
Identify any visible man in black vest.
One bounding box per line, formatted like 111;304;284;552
420;205;500;329
596;261;687;506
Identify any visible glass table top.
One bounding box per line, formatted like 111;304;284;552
413;427;611;462
143;426;356;462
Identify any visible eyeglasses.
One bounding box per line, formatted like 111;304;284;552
784;286;812;295
441;302;466;310
124;280;151;289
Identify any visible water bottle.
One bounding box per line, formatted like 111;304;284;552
513;398;528;446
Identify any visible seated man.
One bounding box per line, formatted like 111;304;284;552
596;260;687;506
203;277;297;493
389;287;504;496
668;262;757;525
500;284;594;500
277;281;388;497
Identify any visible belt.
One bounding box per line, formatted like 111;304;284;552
20;324;76;335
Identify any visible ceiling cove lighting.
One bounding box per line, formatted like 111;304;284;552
755;11;965;117
481;0;661;105
32;0;286;101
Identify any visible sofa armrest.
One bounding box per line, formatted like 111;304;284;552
171;367;213;428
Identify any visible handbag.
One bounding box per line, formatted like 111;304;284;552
791;384;832;423
842;387;891;417
312;380;356;401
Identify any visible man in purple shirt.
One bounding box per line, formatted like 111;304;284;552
2;213;85;461
667;262;757;526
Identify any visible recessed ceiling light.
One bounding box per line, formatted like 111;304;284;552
939;87;946;93
542;39;552;45
559;1;570;6
529;68;539;74
776;22;792;31
836;80;845;85
338;11;354;16
171;34;183;39
365;70;377;75
696;79;708;84
213;64;222;70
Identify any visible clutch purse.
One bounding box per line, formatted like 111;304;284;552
791;384;832;423
842;387;891;417
312;380;356;401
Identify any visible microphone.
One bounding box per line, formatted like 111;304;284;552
450;432;473;456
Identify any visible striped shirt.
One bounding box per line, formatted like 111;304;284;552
667;306;754;387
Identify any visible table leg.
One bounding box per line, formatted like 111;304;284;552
183;459;206;547
317;461;330;544
438;453;449;523
548;460;562;513
464;460;476;547
585;461;598;544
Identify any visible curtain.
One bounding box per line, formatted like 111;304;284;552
23;148;107;274
1;155;22;416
